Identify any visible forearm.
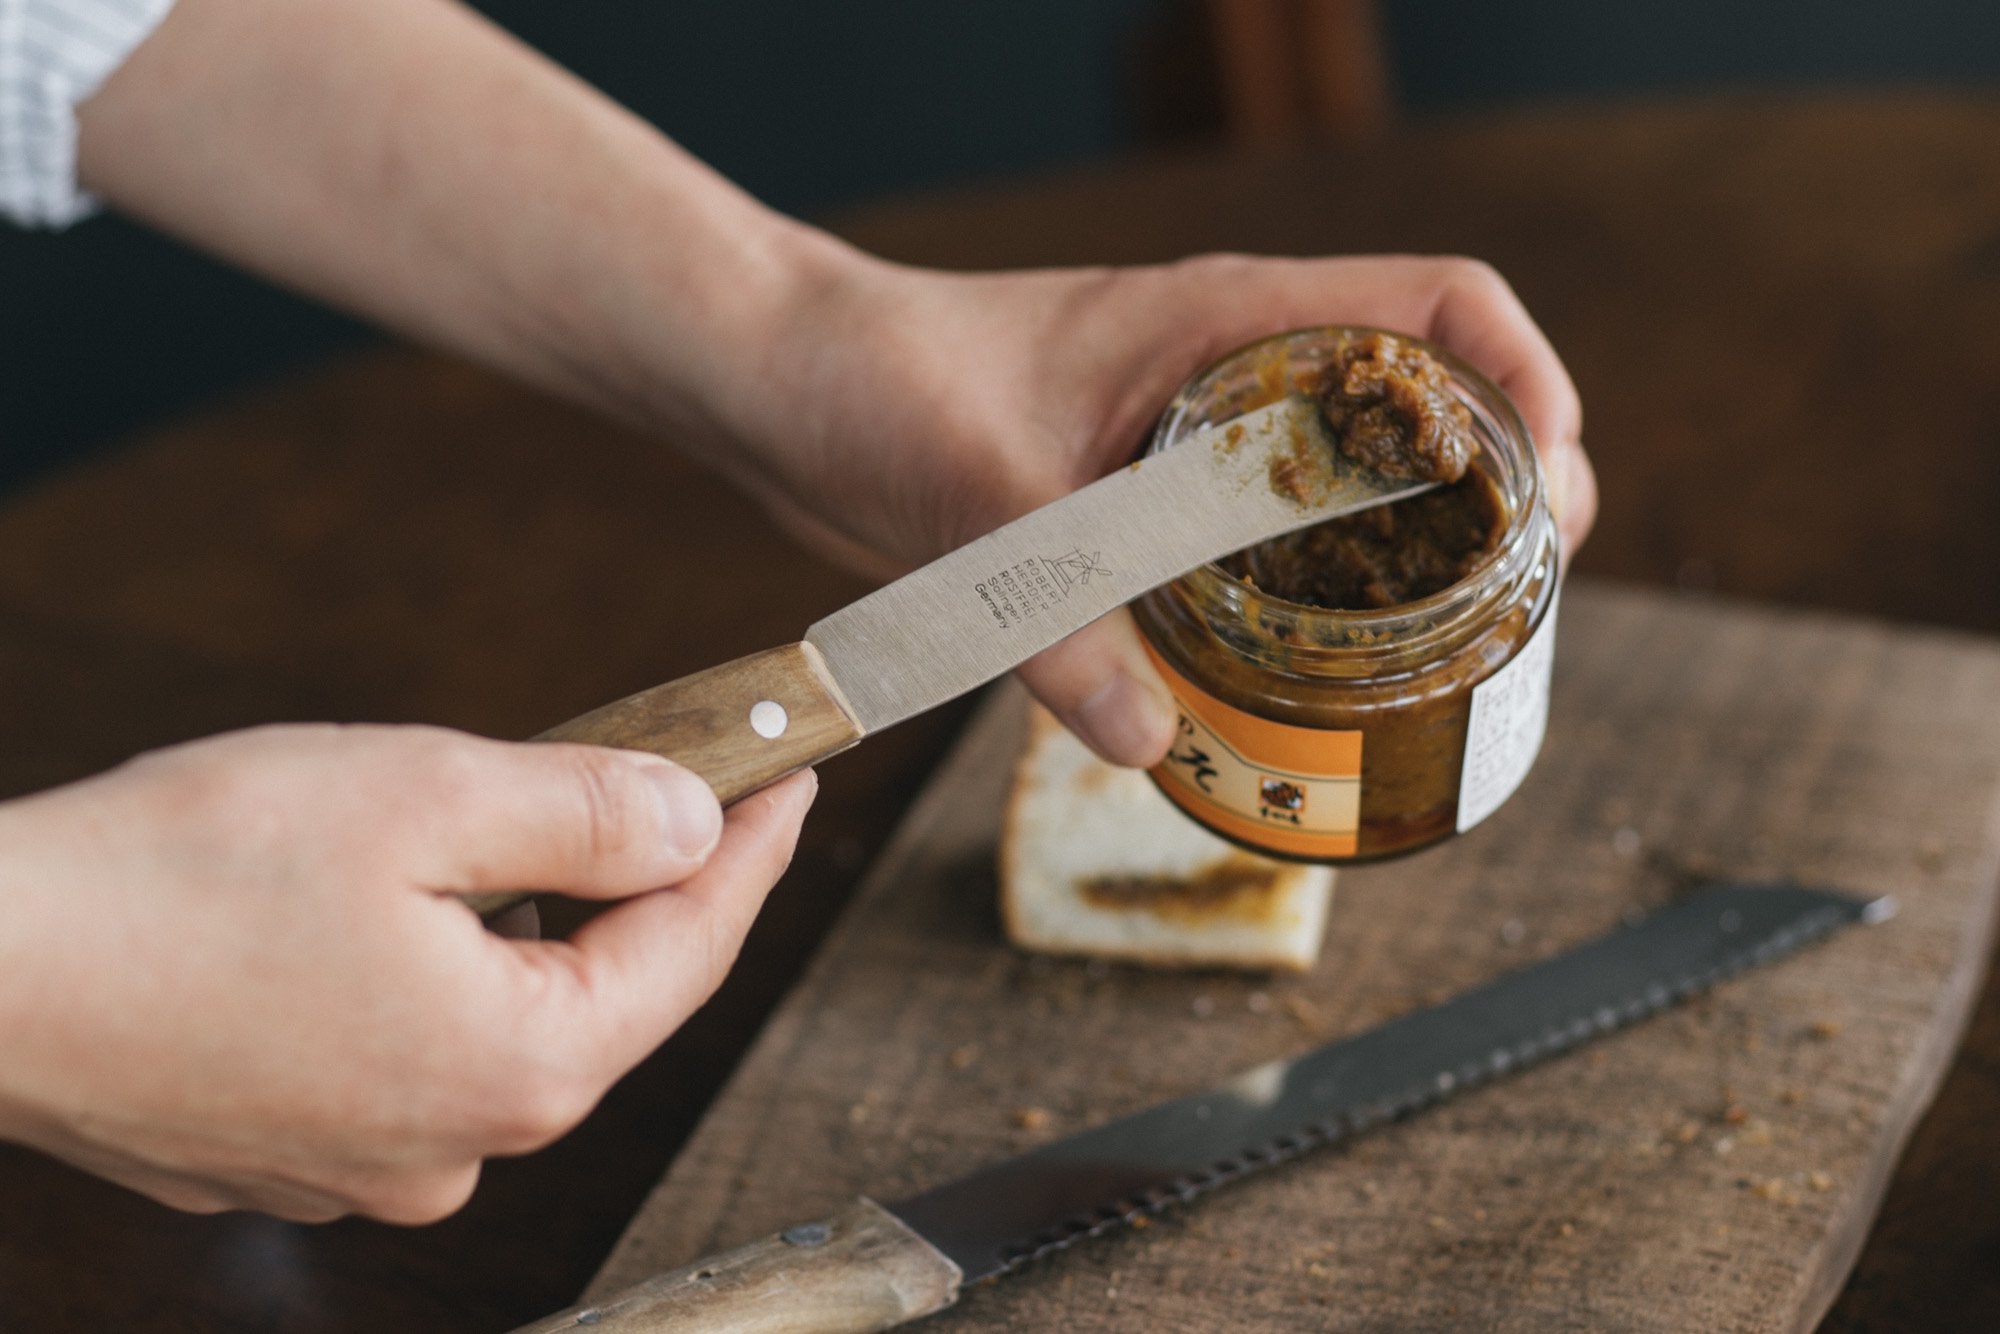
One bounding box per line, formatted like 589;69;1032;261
75;0;856;464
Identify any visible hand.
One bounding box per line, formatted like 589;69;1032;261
0;724;813;1223
718;250;1597;768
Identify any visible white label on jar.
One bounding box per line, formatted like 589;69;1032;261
1456;587;1560;833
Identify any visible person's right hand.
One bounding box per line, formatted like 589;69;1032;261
707;250;1594;771
0;723;813;1223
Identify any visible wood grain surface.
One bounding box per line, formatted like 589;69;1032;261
590;585;2000;1331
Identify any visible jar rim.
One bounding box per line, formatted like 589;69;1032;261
1144;325;1547;652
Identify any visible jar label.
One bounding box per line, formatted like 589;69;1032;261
1141;641;1362;858
1456;587;1561;832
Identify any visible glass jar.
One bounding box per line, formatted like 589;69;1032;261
1133;327;1561;862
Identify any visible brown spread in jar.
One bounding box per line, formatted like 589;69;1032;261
1312;331;1475;483
1228;470;1505;610
1230;332;1503;611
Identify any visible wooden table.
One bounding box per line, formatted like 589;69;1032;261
0;93;1995;1330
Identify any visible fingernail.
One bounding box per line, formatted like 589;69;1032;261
1075;673;1176;767
626;755;722;859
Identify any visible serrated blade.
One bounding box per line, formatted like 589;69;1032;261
805;397;1428;736
883;882;1887;1284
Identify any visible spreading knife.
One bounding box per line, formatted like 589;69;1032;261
509;881;1891;1332
467;395;1427;916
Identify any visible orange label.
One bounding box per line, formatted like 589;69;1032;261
1143;641;1361;858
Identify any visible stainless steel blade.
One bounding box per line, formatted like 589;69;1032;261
805;397;1428;735
884;881;1890;1284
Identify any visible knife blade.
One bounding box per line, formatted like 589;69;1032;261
510;881;1890;1333
561;395;1417;778
798;394;1421;738
464;396;1420;916
462;392;1416;920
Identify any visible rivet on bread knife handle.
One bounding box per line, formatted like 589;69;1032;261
750;700;789;739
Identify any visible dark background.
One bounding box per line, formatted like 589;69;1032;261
6;0;1999;496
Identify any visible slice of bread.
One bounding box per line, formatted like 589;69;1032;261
999;704;1334;972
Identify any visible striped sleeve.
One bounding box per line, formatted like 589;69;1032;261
0;0;177;228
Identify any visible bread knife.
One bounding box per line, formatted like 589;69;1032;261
469;397;1432;916
509;881;1892;1332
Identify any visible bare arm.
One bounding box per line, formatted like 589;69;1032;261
76;0;843;473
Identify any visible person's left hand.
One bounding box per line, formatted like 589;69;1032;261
706;250;1596;769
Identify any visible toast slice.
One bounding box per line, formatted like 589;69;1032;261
999;704;1334;972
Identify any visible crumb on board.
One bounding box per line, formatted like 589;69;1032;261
1559;1222;1576;1238
1809;1019;1844;1040
947;1044;979;1071
1671;1120;1702;1144
1809;1170;1834;1192
1749;1176;1803;1206
1777;1086;1804;1106
1012;1106;1051;1132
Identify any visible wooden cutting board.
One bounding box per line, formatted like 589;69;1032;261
584;581;2000;1331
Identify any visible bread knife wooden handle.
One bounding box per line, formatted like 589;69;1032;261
462;643;862;919
507;1197;962;1333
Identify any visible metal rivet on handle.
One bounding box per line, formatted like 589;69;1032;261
749;699;789;739
575;1310;602;1326
781;1222;831;1247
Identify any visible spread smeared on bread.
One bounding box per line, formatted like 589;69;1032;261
1000;704;1333;972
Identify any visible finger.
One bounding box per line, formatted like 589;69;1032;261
60;1155;352;1223
1013;610;1176;768
509;770;818;1080
1170;253;1597;553
1544;437;1598;559
344;1164;482;1226
1416;260;1596;552
405;734;724;901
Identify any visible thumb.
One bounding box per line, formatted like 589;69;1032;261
417;737;724;900
1013;609;1177;768
507;770;818;1081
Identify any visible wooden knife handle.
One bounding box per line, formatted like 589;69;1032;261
464;642;862;918
507;1197;962;1333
